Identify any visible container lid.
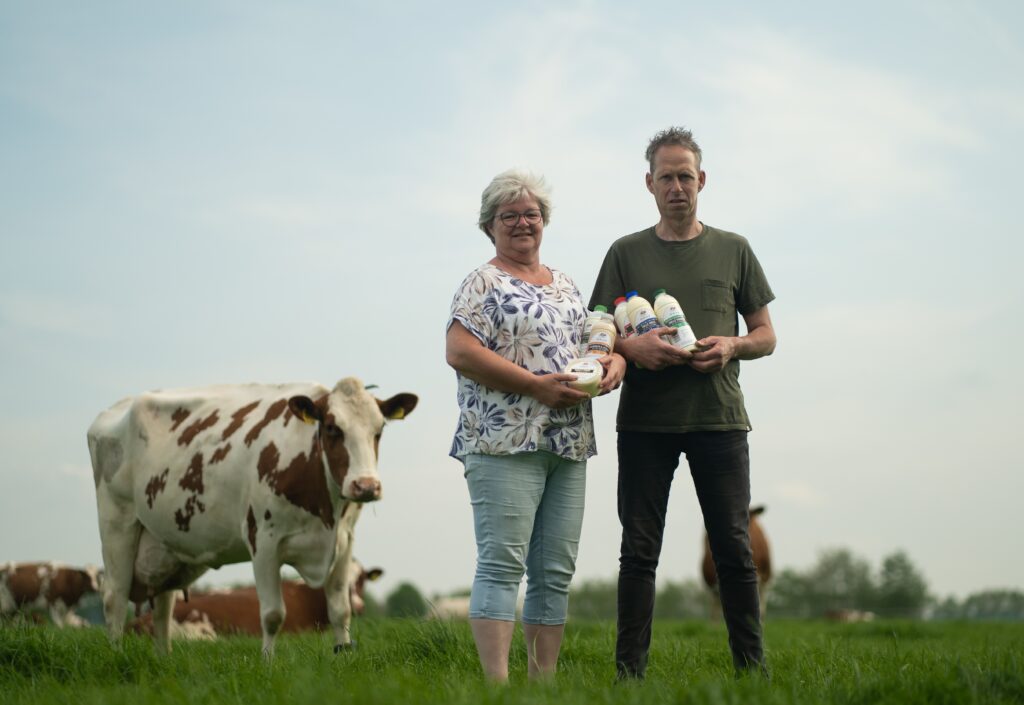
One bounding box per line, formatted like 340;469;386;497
652;288;667;297
594;304;608;313
626;290;638;299
564;357;603;378
614;296;627;305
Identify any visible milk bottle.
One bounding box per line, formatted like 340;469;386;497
582;311;616;357
625;291;661;335
652;289;699;351
566;308;618;397
579;305;609;355
612;296;635;338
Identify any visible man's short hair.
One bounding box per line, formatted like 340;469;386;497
645;127;703;172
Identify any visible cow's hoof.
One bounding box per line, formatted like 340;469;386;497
334;641;356;654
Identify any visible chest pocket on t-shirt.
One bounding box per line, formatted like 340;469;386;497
701;279;734;313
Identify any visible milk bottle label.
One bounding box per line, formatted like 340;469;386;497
658;302;687;328
585;330;614;356
632;305;660;334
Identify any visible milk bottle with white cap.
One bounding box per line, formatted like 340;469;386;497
652;288;699;351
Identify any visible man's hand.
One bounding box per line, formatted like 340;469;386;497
618;327;692;370
688;336;736;373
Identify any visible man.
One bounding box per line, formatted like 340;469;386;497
589;127;776;678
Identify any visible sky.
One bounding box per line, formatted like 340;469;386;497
2;0;1022;606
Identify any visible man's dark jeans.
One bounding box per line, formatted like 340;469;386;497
615;430;764;678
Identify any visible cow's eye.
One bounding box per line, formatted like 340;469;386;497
325;424;342;438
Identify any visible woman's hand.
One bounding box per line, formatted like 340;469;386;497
531;373;591;409
597;353;626;395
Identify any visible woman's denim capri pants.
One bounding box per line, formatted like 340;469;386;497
463;450;586;624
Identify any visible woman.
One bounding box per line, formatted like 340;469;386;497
446;169;625;682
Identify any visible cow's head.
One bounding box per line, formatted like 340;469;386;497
287;377;417;503
84;565;102;593
349;560;384;615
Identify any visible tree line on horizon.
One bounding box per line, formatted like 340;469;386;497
372;547;1024;621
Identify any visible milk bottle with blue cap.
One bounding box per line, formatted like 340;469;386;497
625;291;661;335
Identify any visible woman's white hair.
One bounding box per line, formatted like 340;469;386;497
478;169;553;243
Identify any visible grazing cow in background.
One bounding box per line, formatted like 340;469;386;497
824;609;876;623
0;561;101;626
88;377;417;657
427;595;471;620
161;609;218;640
701;505;772;621
129;560;383;638
427;591;524;620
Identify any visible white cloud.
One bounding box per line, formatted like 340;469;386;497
683;27;984;222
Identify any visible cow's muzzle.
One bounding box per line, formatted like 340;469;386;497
348;477;382;503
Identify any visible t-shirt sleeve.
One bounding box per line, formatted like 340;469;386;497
588;246;626;311
737;244;776;315
447;270;493;346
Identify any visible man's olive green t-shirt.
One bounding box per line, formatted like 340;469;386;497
588;225;775;433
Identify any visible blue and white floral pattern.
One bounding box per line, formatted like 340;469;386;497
448;263;596;461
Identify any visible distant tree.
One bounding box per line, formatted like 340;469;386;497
930;595;963;620
961;590;1024;620
385;582;427;618
806;548;877;614
874;551;930;617
653;579;707;620
767;568;816;618
766;549;879;618
570;578;617;620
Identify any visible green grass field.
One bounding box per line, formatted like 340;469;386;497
2;619;1022;704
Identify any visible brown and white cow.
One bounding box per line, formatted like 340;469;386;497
823;608;876;623
87;377;416;657
0;561;101;627
701;505;772;621
427;595;471;620
129;560;383;638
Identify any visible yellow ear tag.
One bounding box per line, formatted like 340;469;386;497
300;412;316;425
389;407;405;420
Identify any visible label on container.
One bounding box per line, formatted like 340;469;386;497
632;306;660;334
584;330;614;356
564;357;603;397
658;302;686;327
671;326;698;349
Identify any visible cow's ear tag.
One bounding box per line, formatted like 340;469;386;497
388;407;405;420
300;412;317;425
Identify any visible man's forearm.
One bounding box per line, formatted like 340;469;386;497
732;325;776;361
